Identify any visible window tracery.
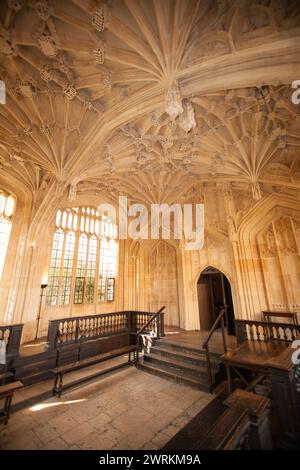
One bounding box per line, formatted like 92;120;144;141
46;207;118;306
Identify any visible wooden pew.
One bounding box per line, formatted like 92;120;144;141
224;389;272;449
0;381;23;425
52;345;136;396
163;389;272;450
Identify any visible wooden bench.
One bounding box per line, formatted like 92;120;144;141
52;345;136;396
262;311;298;325
0;371;14;385
0;381;23;425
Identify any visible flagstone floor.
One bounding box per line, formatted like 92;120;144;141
0;365;213;450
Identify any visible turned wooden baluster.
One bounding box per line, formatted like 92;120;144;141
135;307;165;365
63;321;67;342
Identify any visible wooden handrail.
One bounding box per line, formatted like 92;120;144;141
136;306;165;336
135;306;165;364
202;308;226;350
202;308;227;392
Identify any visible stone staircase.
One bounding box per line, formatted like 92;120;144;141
137;338;223;392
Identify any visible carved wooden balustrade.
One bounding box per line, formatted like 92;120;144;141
0;324;23;372
0;324;23;357
129;310;165;337
47;310;165;348
235;319;300;344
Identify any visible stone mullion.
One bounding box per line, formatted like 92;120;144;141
84;235;91;304
69;227;81;315
57;230;68;306
94;234;101;309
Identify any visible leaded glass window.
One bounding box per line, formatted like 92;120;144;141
46;207;118;306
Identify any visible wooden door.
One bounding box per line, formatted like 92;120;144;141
197;276;214;330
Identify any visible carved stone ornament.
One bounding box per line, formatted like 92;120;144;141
7;0;24;12
38;34;57;57
92;3;110;32
251;182;262;201
16;81;35;98
40;63;52;82
0;33;18;56
35;0;51;21
165;84;183;120
68;183;77;202
93;41;105;65
178;99;196;133
63;83;77;100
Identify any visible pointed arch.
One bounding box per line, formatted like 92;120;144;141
197;264;235;333
236;193;300;320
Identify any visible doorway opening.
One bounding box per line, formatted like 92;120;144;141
197;266;235;335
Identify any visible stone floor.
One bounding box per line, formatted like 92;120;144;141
0;366;213;450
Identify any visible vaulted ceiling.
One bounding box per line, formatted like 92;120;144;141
0;0;300;210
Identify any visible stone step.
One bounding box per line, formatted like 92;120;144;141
137;361;212;392
15;355;56;386
155;339;220;359
150;344;221;368
144;353;217;380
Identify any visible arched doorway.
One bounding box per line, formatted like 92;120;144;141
197;266;235;335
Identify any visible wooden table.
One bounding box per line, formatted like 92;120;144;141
262;311;298;325
222;340;288;393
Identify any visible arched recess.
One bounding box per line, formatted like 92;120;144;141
237;193;300;320
0;176;32;324
149;241;180;327
128;238;183;328
197;265;235;334
14;190;121;341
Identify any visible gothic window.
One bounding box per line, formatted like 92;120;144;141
46;207;118;306
0;191;16;281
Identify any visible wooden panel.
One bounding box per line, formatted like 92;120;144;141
268;367;300;449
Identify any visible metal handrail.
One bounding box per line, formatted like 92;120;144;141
135;306;165;364
202;308;227;391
